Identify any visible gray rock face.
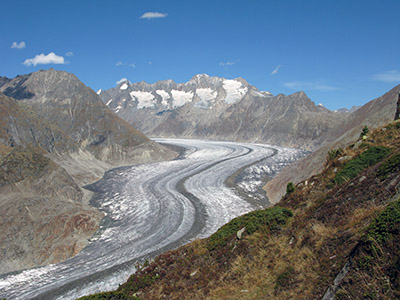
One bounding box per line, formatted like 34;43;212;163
0;92;77;153
0;146;103;274
99;74;346;151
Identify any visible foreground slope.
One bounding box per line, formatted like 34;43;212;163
99;75;346;151
265;84;400;203
80;121;400;299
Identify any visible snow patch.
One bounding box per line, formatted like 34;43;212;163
106;99;113;106
171;90;193;108
250;90;266;97
120;83;128;90
130;91;156;109
115;105;123;113
97;89;102;95
195;88;217;109
156;90;170;107
223;80;248;104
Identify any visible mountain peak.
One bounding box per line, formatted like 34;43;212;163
191;73;210;80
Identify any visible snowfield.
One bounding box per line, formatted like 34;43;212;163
223;79;248;104
0;139;304;300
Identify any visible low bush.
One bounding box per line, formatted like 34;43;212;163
377;153;400;180
286;182;295;195
327;148;343;161
207;206;293;251
334;146;391;185
366;199;400;245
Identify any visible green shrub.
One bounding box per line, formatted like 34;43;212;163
327;148;343;161
77;291;139;300
377;153;400;180
366;199;400;245
286;182;295;195
360;125;369;138
207;206;293;251
334;146;391;185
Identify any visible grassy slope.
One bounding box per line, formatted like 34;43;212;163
79;121;400;300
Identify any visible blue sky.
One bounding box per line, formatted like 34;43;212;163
1;0;400;110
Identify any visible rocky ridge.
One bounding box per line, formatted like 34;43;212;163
99;74;347;151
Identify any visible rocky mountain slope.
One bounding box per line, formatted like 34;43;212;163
0;145;102;273
0;70;177;275
99;75;347;151
265;84;400;203
0;69;176;167
80;120;400;300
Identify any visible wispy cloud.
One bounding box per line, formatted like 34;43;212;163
66;51;73;57
11;41;26;49
371;70;400;83
116;61;135;68
284;81;337;91
140;12;167;19
271;65;282;75
219;61;235;67
23;52;66;66
116;78;129;85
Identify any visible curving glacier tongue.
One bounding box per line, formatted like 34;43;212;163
0;139;304;300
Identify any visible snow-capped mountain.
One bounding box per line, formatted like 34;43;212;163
99;74;346;150
101;74;271;112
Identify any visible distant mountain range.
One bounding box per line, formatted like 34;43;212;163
99;74;349;151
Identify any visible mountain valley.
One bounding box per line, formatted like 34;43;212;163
0;69;399;300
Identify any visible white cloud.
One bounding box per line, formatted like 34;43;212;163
140;12;167;19
148;61;152;65
219;61;235;67
116;78;129;85
23;52;66;66
116;61;135;68
11;41;26;49
371;70;400;83
66;51;73;57
284;81;337;91
271;65;282;75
